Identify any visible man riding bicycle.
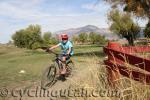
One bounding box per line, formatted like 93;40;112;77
48;33;74;75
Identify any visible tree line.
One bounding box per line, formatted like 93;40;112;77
12;25;107;49
72;32;107;45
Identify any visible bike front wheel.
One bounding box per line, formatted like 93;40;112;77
41;64;56;89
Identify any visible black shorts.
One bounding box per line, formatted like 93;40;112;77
58;54;71;61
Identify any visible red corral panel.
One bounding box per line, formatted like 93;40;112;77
103;42;150;85
104;60;150;84
121;46;150;53
104;47;150;72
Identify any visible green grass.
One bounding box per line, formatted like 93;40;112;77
0;44;103;88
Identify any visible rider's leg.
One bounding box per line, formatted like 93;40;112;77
61;56;67;74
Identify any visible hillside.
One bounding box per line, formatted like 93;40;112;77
55;25;119;40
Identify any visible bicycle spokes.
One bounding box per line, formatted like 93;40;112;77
41;66;56;89
47;67;55;79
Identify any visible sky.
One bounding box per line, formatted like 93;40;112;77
0;0;148;43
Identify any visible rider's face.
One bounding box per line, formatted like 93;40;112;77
62;40;67;44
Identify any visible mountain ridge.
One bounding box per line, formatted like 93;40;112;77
55;25;119;40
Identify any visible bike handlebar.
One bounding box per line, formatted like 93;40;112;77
40;47;59;56
47;49;59;56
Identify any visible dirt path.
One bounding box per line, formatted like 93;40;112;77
6;57;102;100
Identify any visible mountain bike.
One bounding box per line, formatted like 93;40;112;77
41;47;75;89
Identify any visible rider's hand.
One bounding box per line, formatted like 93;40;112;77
45;48;49;52
46;48;51;52
66;54;69;57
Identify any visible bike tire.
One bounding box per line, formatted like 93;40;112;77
66;60;75;76
41;64;56;89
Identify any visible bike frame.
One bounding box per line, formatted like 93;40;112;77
48;50;66;70
41;48;74;89
42;47;73;72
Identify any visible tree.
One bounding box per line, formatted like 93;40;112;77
72;35;79;44
12;25;43;49
49;37;59;45
105;0;150;39
12;29;27;48
97;35;107;45
43;32;52;45
78;32;88;43
108;9;140;45
104;0;150;17
89;32;98;44
104;0;150;41
26;25;43;49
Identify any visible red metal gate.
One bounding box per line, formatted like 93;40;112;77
103;42;150;87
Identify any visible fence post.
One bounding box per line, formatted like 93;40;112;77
107;42;121;87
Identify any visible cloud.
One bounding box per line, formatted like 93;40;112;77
81;1;110;13
0;0;44;8
0;0;89;21
0;0;46;21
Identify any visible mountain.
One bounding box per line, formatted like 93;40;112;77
55;25;119;40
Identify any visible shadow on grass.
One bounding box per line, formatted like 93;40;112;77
74;51;106;58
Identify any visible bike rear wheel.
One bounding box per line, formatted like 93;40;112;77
41;64;56;89
66;60;75;77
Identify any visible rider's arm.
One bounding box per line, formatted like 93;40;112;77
67;47;71;55
67;42;73;55
49;44;60;50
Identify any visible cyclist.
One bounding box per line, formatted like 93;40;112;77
48;33;74;74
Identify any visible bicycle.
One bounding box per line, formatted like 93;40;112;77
41;47;75;89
